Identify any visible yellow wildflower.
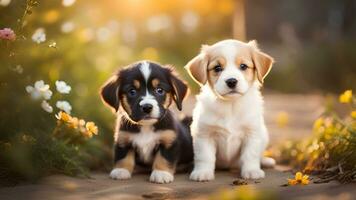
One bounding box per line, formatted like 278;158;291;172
86;122;98;136
276;111;289;128
263;150;273;157
288;179;298;185
351;111;356;119
44;9;59;24
69;117;84;129
339;90;352;103
56;111;72;122
61;181;78;191
288;172;309;186
313;118;324;131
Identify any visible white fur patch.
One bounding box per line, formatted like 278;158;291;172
241;168;265;179
189;169;215;182
149;170;174;184
110;168;131;180
190;41;272;180
139;61;151;82
131;125;159;163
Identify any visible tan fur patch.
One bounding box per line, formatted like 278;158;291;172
184;53;209;85
114;150;135;173
121;95;132;115
250;50;274;83
158;130;177;148
207;57;226;87
163;93;172;109
151;78;160;88
115;131;133;146
235;58;255;85
152;151;175;174
133;80;140;89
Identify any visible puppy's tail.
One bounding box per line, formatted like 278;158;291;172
261;157;276;168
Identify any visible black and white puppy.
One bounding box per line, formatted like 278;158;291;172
100;61;193;184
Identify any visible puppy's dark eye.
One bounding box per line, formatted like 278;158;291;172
240;64;248;70
155;87;165;96
128;89;137;97
213;64;223;73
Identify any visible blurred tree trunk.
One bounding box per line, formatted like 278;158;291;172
232;0;246;41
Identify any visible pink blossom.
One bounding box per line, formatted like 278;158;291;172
0;28;16;41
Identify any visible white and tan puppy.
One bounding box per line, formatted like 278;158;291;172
185;39;275;181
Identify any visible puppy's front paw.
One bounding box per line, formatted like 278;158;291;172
110;168;131;180
241;168;265;179
190;169;215;182
149;170;174;184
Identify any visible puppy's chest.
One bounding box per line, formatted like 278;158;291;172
131;127;159;163
117;126;177;164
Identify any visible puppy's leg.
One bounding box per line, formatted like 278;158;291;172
239;128;267;179
150;145;177;184
110;144;135;180
190;137;216;181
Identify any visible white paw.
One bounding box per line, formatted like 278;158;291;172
189;169;215;182
110;168;131;180
149;170;174;184
241;168;265;179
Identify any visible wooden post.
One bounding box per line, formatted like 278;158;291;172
232;0;246;41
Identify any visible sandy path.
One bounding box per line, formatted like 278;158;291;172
1;94;355;200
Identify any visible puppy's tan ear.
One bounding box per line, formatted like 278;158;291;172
100;75;120;112
249;40;274;84
184;47;209;85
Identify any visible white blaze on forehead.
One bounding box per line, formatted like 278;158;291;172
139;61;151;82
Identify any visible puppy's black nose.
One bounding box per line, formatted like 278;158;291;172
141;104;153;114
225;78;237;88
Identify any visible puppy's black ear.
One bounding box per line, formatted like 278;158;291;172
100;75;120;112
169;72;188;111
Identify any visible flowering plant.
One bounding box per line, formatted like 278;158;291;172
54;111;98;144
280;90;356;183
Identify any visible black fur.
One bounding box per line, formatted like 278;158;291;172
102;61;193;172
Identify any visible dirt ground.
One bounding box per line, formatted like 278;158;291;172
1;94;355;200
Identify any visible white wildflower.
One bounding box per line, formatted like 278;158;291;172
146;15;171;33
41;100;53;113
55;80;71;94
0;0;11;7
61;21;75;33
96;27;111;42
26;80;53;100
32;28;46;44
56;100;72;114
181;11;199;33
48;42;57;49
62;0;76;7
12;65;23;74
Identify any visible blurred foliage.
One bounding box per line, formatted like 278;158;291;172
266;41;356;93
279;90;356;183
0;0;239;184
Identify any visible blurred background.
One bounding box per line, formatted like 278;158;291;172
0;0;355;185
